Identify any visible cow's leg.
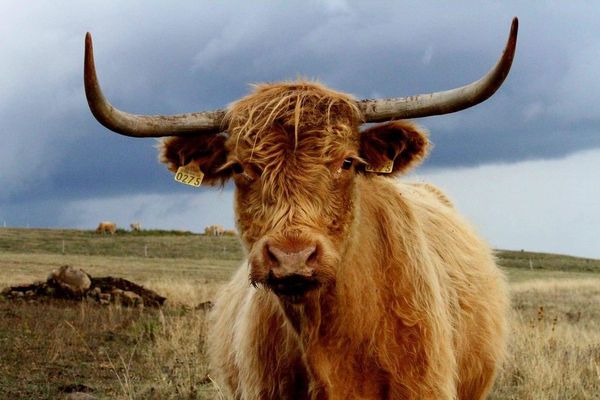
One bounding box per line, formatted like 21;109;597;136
457;360;498;400
383;323;457;400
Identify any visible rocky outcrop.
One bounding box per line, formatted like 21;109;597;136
48;265;92;296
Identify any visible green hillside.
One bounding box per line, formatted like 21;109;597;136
0;228;243;260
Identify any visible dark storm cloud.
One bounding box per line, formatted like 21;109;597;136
2;1;600;229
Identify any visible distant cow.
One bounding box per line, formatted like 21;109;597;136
96;221;116;235
130;222;142;232
85;19;517;399
204;224;225;236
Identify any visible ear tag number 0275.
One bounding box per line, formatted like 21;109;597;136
174;162;204;187
365;159;394;174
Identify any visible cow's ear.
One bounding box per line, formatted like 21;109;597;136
359;121;430;176
158;134;232;186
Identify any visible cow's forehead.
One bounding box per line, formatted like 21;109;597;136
224;81;362;160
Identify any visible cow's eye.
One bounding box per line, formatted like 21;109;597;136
341;158;353;170
230;161;261;184
231;162;244;174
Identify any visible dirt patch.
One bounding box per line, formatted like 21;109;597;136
1;265;166;307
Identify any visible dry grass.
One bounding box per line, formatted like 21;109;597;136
0;300;220;399
134;309;221;400
1;228;599;399
492;278;600;399
0;237;232;399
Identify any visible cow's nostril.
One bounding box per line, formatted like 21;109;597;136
265;244;279;265
307;245;318;264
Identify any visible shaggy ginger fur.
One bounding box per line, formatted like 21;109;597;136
159;81;509;399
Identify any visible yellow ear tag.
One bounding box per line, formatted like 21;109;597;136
174;162;204;187
365;159;394;174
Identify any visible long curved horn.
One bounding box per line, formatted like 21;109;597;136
84;33;225;137
358;17;518;122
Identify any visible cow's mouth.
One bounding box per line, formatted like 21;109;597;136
266;274;320;301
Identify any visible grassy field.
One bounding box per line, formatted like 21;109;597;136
0;228;243;260
0;228;599;399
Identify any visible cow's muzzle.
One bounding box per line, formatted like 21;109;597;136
257;241;322;300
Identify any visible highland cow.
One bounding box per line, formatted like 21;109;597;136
95;221;116;235
205;224;226;236
84;18;518;399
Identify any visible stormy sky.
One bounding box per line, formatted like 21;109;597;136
1;1;599;258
